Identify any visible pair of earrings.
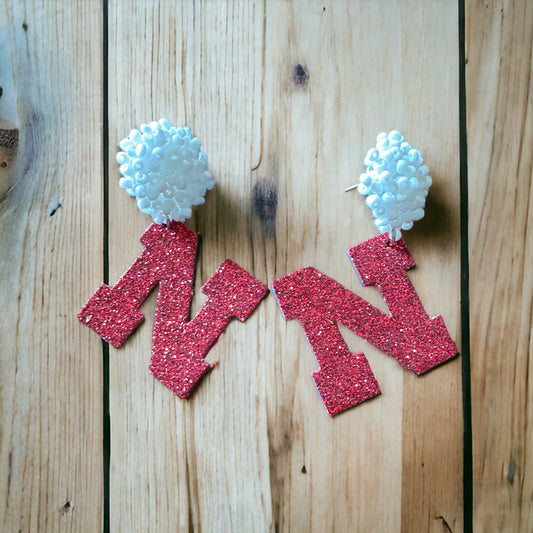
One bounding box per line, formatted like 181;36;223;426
78;121;457;416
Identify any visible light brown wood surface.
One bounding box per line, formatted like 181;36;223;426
0;1;104;531
1;0;528;532
466;1;533;531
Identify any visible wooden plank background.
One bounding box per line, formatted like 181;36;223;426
466;0;533;531
0;0;530;532
0;1;104;531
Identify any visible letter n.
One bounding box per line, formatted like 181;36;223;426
78;221;268;397
271;234;457;416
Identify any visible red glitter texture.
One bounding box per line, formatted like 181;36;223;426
78;221;268;397
271;233;457;416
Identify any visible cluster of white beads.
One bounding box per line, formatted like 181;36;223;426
116;119;215;224
357;131;432;240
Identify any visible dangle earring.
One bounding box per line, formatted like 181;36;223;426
271;131;457;416
78;120;268;398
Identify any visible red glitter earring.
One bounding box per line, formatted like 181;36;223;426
78;120;268;398
271;131;457;416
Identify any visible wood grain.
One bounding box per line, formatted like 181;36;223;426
466;1;533;530
0;1;104;531
0;25;19;197
0;120;19;198
108;1;462;531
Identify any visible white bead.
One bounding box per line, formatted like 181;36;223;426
117;119;215;224
135;144;147;157
358;131;432;240
135;172;148;184
138;197;150;210
382;192;395;204
146;187;159;201
366;194;381;209
152;147;164;160
119;177;133;189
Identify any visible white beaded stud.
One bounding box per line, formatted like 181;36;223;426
354;131;432;241
116;119;215;224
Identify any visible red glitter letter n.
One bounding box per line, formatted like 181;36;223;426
271;234;457;416
78;222;268;398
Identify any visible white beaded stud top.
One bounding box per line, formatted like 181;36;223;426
116;119;215;224
356;131;432;241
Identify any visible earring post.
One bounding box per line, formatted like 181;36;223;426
344;183;360;192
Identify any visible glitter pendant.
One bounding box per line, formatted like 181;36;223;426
79;222;268;397
271;233;457;416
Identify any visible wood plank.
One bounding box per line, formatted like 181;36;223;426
108;1;462;530
466;1;533;530
0;22;19;198
0;1;104;531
